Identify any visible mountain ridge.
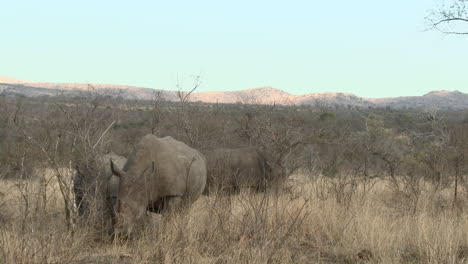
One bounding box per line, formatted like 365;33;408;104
0;76;466;109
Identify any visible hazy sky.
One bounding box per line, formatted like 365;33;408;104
1;0;467;97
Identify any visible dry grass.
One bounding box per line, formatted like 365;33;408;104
1;170;468;264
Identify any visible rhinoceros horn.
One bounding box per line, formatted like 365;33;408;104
110;159;125;178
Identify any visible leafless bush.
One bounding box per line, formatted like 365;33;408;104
1;92;468;262
5;87;123;233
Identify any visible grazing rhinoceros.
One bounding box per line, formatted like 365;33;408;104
201;147;286;195
73;152;127;218
110;134;207;237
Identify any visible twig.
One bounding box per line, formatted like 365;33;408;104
93;120;116;149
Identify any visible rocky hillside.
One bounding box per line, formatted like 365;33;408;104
190;87;295;105
1;76;467;109
0;76;27;84
369;90;468;110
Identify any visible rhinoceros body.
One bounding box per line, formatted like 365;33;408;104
73;152;127;217
201;147;286;194
110;134;207;236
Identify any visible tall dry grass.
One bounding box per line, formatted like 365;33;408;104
1;169;468;264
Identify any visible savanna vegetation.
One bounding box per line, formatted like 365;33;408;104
0;87;467;263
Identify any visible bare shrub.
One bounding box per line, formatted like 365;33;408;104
1;93;468;262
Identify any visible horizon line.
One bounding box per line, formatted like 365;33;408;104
0;75;465;99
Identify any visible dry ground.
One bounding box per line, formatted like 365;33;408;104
1;169;468;264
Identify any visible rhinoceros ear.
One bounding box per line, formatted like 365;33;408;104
110;159;125;178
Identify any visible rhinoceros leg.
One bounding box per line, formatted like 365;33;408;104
146;196;183;214
147;199;165;213
165;196;182;213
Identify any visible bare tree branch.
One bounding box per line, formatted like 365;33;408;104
427;0;468;35
93;120;116;149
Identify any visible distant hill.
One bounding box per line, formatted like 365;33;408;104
369;90;468;110
0;76;27;84
190;87;295;105
1;75;467;109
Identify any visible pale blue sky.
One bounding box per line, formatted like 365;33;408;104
1;0;467;97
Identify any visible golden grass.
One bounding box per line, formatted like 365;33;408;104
1;170;468;263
